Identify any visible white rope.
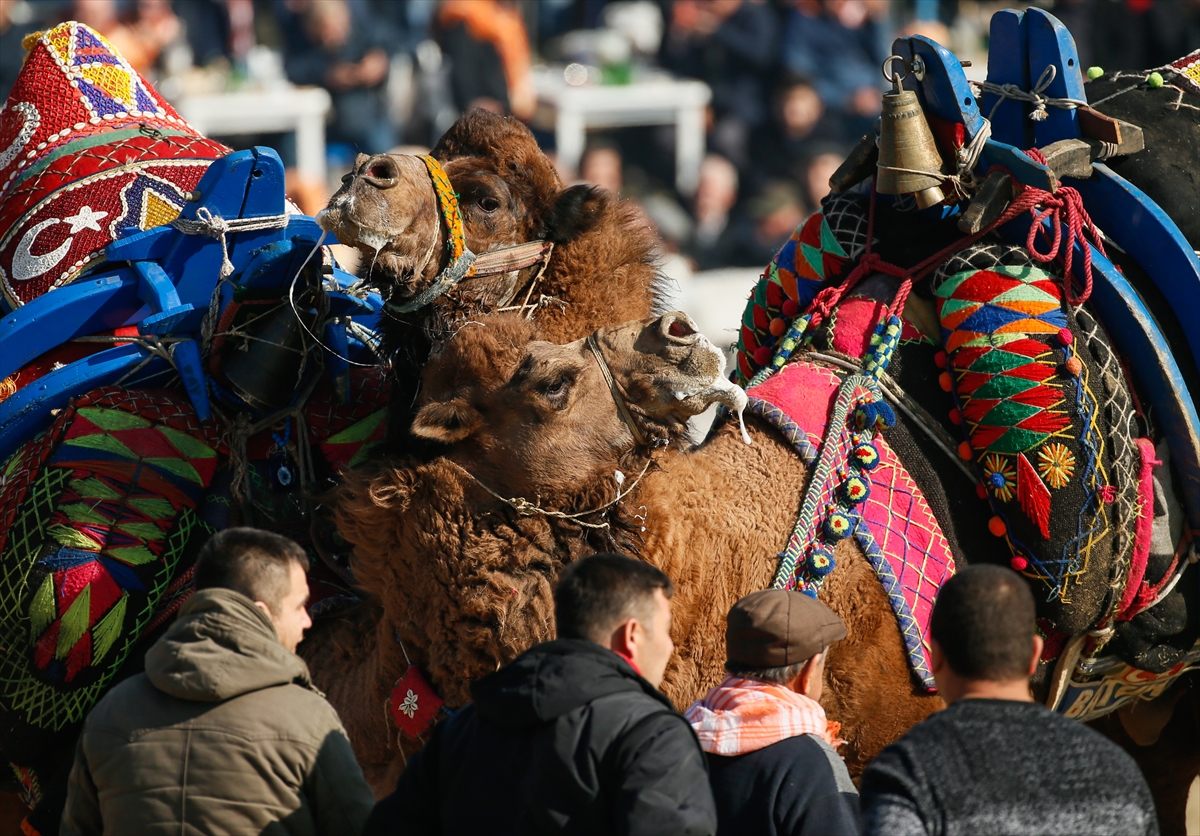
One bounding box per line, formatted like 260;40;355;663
450;453;656;530
172;207;290;352
972;65;1090;122
172;206;290;278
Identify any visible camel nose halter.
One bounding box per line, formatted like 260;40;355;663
384;155;554;314
587;333;649;447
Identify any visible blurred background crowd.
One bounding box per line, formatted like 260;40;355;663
2;0;1198;276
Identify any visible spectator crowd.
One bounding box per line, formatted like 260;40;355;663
61;530;1161;835
4;0;1196;273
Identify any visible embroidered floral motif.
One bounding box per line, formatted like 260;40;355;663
983;454;1017;502
399;689;419;718
1037;442;1075;489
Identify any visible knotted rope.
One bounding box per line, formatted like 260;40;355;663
973;64;1090;122
172;206;290;279
808;145;1105;331
1018;148;1106;306
448;453;656;530
172;206;290;351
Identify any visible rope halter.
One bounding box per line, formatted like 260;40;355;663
384;154;554;315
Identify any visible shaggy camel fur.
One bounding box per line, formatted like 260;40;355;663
317;109;662;447
319;315;941;794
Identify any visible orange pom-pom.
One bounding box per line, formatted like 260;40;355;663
988;516;1007;537
958;441;974;461
1064;356;1083;377
939;372;953;392
769;317;787;337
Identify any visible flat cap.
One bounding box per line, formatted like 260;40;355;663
725;589;846;668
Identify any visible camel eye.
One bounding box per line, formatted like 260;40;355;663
479;196;501;212
543;376;570;406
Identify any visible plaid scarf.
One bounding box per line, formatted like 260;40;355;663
685;675;844;756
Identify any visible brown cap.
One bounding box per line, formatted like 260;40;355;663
725;589;846;668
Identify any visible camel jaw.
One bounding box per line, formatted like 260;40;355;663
667;339;751;445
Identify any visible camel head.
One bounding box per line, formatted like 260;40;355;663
317;109;608;315
411;312;748;499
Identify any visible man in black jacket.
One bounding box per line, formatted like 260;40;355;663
365;553;717;836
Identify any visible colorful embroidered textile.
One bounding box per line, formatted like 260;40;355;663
1162;49;1200;95
734;194;868;383
931;246;1140;617
685;675;841;755
0;22;227;308
747;362;956;690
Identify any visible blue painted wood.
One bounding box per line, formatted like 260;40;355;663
0;344;160;461
219;148;290;283
133;261;181;311
105;224;176;262
1069;164;1200;373
997;217;1200;529
169;151;255;310
981;138;1056;190
137;304;201;336
172;338;211;421
0;270;141;379
1024;7;1085;145
893;36;986;139
984;9;1032;149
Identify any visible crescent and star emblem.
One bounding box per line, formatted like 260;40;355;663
11;205;108;282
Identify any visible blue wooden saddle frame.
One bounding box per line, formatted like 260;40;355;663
0;148;382;462
889;7;1200;533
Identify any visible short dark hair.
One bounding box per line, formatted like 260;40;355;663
554;553;674;643
194;528;308;615
931;565;1037;681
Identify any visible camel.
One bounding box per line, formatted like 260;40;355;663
317;313;942;795
316;109;664;448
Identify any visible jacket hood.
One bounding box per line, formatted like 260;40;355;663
470;639;672;728
145;588;314;702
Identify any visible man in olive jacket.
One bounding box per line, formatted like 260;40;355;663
61;528;375;835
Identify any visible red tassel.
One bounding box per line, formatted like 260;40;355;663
1017;453;1052;539
388;665;445;738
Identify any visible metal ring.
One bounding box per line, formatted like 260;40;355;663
882;55;909;84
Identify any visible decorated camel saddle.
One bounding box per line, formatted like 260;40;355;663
731;8;1198;721
0;23;390;831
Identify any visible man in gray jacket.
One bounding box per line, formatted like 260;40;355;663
62;527;375;835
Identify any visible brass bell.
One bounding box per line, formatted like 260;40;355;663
876;62;948;210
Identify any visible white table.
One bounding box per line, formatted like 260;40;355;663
532;69;712;196
175;87;332;183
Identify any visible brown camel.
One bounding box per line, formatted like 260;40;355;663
316;109;663;448
318;314;941;795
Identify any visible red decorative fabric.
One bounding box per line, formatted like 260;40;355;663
748;361;956;686
1016;451;1052;539
1118;438;1161;619
0;22;227;308
388;664;445;738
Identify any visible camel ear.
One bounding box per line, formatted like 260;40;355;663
542;184;605;244
411;399;483;444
